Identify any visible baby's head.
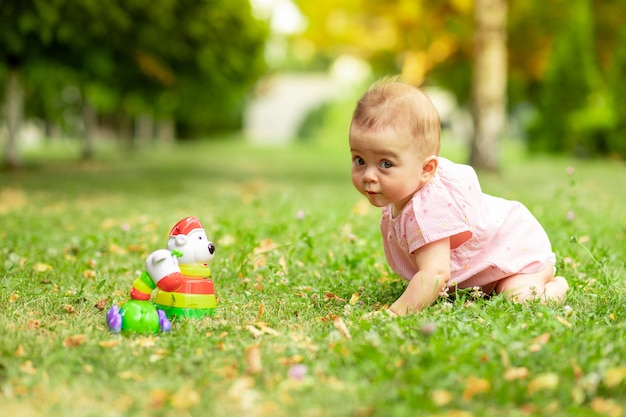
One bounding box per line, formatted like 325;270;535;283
350;79;441;157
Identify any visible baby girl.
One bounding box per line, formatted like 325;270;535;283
349;80;569;316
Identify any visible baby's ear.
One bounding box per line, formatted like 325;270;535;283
422;155;438;177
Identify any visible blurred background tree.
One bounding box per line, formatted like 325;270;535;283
290;0;626;164
2;0;625;169
0;0;267;167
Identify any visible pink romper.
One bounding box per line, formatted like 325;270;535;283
381;157;554;290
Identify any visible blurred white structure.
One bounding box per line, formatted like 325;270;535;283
244;54;372;144
243;73;339;144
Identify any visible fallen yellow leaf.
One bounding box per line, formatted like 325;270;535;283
83;269;97;279
462;376;490;400
118;371;143;381
532;333;551;344
256;322;279;336
133;336;156;348
170;386;200;410
14;345;25;357
62;304;76;314
590;397;623;417
279;355;304;366
150;388;169;409
33;263;53;272
504;367;529;381
246;325;263;338
19;360;37;375
325;292;346;302
63;334;86;348
431;389;452;406
245;344;263;375
604;366;626;388
556;315;573;328
349;293;360;305
333;317;351;340
99;340;120;348
527;373;559;394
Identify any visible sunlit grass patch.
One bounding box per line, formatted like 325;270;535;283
1;139;625;416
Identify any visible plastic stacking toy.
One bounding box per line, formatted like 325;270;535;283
155;216;217;319
106;216;216;334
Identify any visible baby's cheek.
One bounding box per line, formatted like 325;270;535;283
350;174;360;189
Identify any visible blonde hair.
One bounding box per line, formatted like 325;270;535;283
350;78;441;155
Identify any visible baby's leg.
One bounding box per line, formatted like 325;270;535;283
495;265;569;303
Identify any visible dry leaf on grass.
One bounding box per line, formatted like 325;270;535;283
246;323;279;338
171;386;200;410
99;340;120;348
62;304;76;314
133;336;156;348
228;376;259;410
94;298;109;311
529;332;550;352
33;263;53;272
245;344;263;375
63;334;86;348
14;345;25;357
279;355;304;366
333;317;351;340
150;388;169;409
590;398;623;417
555;315;573;328
349;293;360;305
256;322;279;336
504;367;529;381
527;373;559;394
118;371;143;381
246;325;263;338
604;366;626;388
83;270;97;279
19;360;37;375
325;292;346;302
431;389;453;406
462;376;490;400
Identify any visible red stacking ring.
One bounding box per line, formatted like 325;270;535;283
177;278;214;294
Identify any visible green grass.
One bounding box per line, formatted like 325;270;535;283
1;137;625;417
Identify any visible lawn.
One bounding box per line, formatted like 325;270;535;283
1;137;625;417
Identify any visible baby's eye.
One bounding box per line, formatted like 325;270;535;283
353;156;365;166
380;161;393;169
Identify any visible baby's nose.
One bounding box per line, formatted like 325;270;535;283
363;167;377;182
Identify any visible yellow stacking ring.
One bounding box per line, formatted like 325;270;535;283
154;291;217;309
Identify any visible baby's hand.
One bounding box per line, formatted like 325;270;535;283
361;309;398;320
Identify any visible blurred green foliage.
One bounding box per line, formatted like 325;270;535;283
527;0;622;158
291;0;626;158
0;0;268;136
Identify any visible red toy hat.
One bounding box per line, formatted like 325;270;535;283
170;216;204;236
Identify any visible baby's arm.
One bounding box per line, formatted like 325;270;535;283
389;237;451;316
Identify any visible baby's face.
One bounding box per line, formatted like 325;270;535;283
349;126;427;213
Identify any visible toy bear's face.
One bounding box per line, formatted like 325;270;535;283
166;228;215;266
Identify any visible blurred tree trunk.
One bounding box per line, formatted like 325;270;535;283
3;69;23;169
470;0;507;171
82;102;97;160
135;113;154;145
156;118;175;143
